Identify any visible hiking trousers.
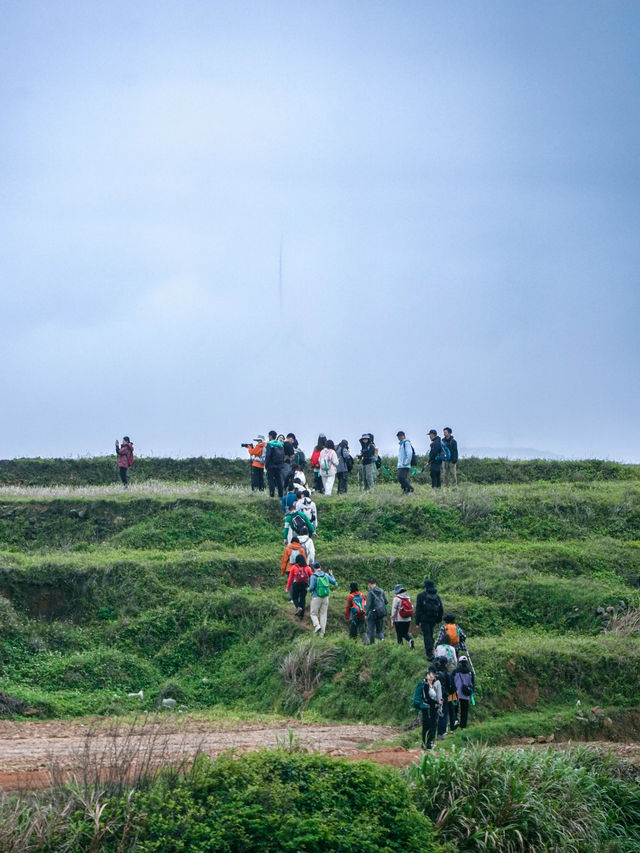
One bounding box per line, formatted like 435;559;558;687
443;461;457;486
429;464;442;489
421;702;438;749
394;621;411;644
291;582;308;619
420;619;438;659
251;467;265;491
458;698;469;729
367;613;385;643
349;618;368;643
337;472;349;493
310;596;329;636
118;467;129;487
397;467;414;493
321;472;336;495
267;466;284;498
360;463;375;490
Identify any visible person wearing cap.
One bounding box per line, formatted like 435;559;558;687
442;427;458;486
308;562;338;637
415;579;444;660
357;434;376;491
244;434;267;491
427;429;444;489
396;431;415;494
390;583;414;647
452;656;475;729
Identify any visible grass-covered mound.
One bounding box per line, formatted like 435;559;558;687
2;745;639;852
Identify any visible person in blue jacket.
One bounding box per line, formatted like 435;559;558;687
396;431;414;494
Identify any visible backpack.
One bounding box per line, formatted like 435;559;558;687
397;597;413;619
410;444;418;467
422;593;441;619
412;680;426;710
315;574;331;597
292;564;309;584
435;644;457;670
269;444;285;465
127;448;134;466
299;500;317;526
290;513;310;537
310;448;321;469
375;456;382;469
350;593;365;621
294;449;306;469
369;587;387;615
456;671;473;699
436;441;451;462
444;623;460;646
343;450;354;472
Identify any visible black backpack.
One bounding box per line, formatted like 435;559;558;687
422;592;441;619
290;513;309;537
410;443;418;467
269;444;285;466
294;449;306;469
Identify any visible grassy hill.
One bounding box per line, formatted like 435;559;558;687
0;461;638;743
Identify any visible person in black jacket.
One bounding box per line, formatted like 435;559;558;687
415;579;443;660
264;430;285;498
442;427;459;487
434;655;458;736
427;429;443;489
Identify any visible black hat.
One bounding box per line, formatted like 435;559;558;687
396;430;405;437
428;429;437;436
424;579;436;591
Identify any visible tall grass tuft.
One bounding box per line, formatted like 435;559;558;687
279;637;340;708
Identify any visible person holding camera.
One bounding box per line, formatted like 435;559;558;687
242;435;266;491
115;436;134;488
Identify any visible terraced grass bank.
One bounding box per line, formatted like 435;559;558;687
0;470;638;742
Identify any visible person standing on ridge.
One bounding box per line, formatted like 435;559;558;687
396;431;415;494
243;434;266;491
308;562;338;637
309;434;326;494
364;578;388;643
319;439;339;496
427;429;444;489
115;436;134;488
357;434;376;491
442;427;458;487
336;439;353;494
415;579;443;660
265;431;285;498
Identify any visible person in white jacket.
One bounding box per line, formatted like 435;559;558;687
319;440;339;496
390;583;414;647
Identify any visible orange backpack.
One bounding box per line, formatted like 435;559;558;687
444;623;459;646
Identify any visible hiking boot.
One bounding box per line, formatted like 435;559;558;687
453;720;460;729
409;638;414;649
295;607;304;617
314;625;321;634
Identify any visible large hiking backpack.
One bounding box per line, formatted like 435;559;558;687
299;500;317;526
292;564;309;584
422;593;441;619
397;597;414;619
456;671;474;699
290;513;310;537
369;587;387;615
436;441;451;462
444;623;460;646
294;449;306;469
269;444;285;466
435;644;457;670
315;574;331;597
412;680;426;710
350;593;365;621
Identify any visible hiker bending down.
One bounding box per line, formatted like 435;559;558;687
364;578;388;643
345;583;368;644
115;436;134;488
283;508;316;564
436;613;467;653
453;656;475;729
308;563;338;637
287;554;313;621
415;579;443;660
390;584;414;647
413;667;442;751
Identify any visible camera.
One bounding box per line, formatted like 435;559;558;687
241;443;252;448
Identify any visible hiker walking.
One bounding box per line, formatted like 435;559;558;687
286;553;313;620
282;433;304;491
265;431;285;498
283;508;316;564
319;439;339;496
309;434;326;493
281;536;306;577
308;562;338;637
442;427;458;486
427;429;446;489
415;579;444;660
413;667;442;751
435;613;468;655
453;655;475;729
115;436;134;488
434;654;458;737
242;434;266;491
390;584;414;647
281;484;298;513
345;582;368;643
295;490;318;529
364;578;388;643
357;434;377;491
396;431;415;494
336;439;353;494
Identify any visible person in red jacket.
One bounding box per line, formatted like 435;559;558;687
287;554;313;619
344;582;368;643
115;436;134;488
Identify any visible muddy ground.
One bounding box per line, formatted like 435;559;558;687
1;717;639;792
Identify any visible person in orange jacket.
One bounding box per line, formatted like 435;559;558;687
243;434;266;491
281;537;306;575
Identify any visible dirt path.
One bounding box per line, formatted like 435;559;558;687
1;717;639;792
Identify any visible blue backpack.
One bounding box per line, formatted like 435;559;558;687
436;441;451;462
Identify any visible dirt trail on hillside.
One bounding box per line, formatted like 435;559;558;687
1;718;639;792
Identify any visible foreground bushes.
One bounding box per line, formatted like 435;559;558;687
2;746;639;852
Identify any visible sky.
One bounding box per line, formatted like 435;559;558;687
2;0;639;462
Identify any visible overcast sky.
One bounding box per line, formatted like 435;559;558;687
2;0;639;462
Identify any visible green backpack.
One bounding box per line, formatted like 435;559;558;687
315;574;331;597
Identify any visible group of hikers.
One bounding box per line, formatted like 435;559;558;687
243;427;459;496
268;429;475;748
